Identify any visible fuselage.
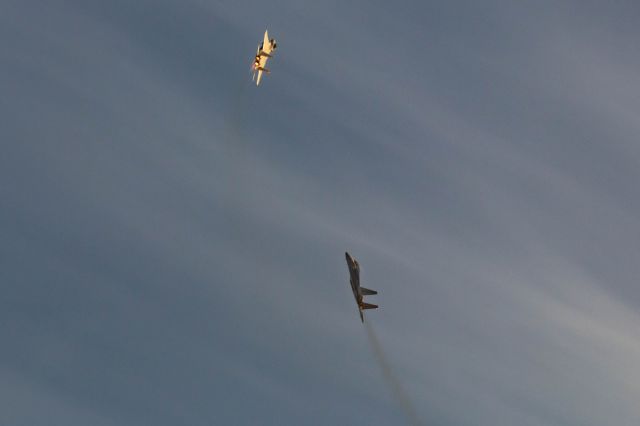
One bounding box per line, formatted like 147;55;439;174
345;252;362;306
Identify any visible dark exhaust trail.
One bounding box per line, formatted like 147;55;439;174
365;321;424;426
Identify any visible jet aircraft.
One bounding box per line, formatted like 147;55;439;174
251;29;277;86
345;252;378;322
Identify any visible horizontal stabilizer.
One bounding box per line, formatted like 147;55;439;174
360;287;377;296
362;303;378;310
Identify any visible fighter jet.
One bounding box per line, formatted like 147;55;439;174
345;252;378;322
251;29;277;86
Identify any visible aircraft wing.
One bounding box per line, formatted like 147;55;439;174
255;54;269;86
262;30;272;55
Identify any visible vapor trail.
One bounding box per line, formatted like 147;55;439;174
221;80;252;204
365;321;424;426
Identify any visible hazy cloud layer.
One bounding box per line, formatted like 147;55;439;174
2;1;640;424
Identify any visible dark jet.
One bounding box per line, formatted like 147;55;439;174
345;252;378;322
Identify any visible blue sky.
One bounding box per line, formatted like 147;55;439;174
2;1;640;425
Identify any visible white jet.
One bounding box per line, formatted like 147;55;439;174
251;29;277;86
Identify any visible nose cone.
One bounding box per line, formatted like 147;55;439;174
345;252;358;269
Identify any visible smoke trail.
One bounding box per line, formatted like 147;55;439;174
221;80;253;205
365;321;424;426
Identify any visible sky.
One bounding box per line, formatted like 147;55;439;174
2;1;640;425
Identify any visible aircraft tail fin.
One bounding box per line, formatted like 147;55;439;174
361;287;377;296
362;303;378;310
